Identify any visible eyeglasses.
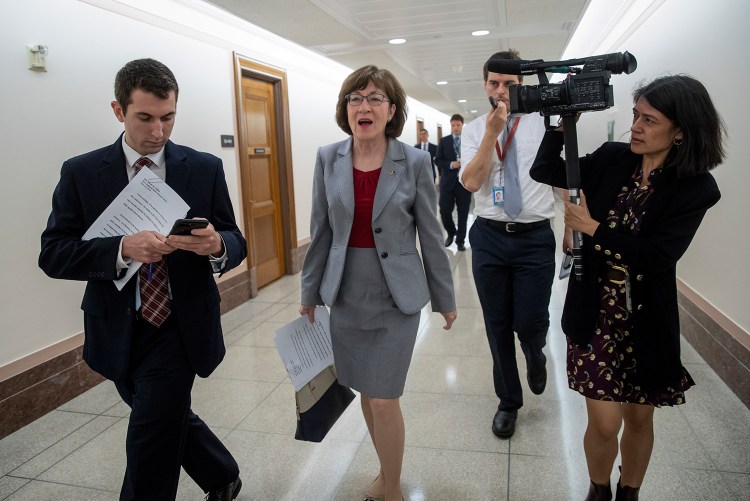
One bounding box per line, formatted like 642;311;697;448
345;93;389;106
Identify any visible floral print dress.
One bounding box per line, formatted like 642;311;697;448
567;165;695;406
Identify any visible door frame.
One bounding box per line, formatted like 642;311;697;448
233;53;298;291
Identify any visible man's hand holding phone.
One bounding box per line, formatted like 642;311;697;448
121;231;174;264
166;218;224;256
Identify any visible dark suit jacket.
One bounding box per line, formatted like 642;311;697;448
435;135;460;191
413;142;437;180
531;131;720;390
39;136;247;382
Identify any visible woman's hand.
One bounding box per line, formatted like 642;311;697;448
299;304;316;323
441;310;457;330
563;190;600;237
562;225;574;254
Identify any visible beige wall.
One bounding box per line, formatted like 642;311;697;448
570;0;749;336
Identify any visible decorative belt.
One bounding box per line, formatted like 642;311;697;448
605;265;628;284
604;264;632;312
478;217;550;234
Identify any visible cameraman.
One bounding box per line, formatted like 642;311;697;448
459;50;556;439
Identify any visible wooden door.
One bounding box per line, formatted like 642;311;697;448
240;76;285;287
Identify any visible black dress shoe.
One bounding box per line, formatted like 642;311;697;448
444;234;455;247
206;476;242;501
526;350;547;395
457;243;466;251
491;409;517;438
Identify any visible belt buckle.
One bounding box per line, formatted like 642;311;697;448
505;222;517;233
609;265;628;284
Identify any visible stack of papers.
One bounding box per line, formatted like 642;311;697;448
274;306;334;391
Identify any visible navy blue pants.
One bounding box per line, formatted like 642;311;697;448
439;181;472;245
114;316;238;500
469;217;555;411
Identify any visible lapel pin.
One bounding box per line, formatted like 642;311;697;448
389;170;396;176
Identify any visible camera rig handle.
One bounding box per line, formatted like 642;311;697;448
561;114;584;281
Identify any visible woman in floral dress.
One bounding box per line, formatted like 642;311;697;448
531;75;725;501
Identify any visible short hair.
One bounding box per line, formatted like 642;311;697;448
114;58;179;114
420;128;429;134
335;65;407;138
450;114;464;123
632;75;725;176
484;49;522;82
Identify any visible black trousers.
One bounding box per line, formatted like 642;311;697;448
439;181;472;244
469;218;555;410
114;316;238;501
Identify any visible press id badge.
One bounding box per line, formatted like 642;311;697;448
493;185;505;206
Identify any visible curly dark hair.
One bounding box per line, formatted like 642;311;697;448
335;65;407;138
633;75;725;176
114;58;179;114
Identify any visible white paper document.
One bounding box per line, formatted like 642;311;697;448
274;307;334;391
82;167;190;290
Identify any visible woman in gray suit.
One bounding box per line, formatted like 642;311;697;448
300;65;457;501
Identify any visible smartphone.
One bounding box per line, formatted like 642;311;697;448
558;252;573;280
169;218;209;235
489;96;498;109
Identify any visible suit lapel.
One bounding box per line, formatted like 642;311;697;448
373;139;405;221
334;140;355;219
99;135;129;203
164;141;191;201
588;150;636;221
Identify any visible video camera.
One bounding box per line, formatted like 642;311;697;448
487;52;637;117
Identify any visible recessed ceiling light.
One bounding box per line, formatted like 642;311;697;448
389;38;406;45
458;99;467;103
436;81;448;85
470;109;478;113
472;30;490;36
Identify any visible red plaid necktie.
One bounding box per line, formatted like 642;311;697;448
133;157;171;326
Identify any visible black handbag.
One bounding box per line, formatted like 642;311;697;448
295;365;355;442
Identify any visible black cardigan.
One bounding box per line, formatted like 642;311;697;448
530;131;720;390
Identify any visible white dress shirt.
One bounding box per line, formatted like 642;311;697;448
459;112;554;223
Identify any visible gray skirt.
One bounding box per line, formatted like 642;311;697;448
330;247;420;399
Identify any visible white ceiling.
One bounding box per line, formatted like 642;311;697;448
203;0;590;118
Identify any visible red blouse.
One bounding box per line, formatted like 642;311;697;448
348;167;381;248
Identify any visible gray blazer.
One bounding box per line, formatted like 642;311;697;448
301;138;455;315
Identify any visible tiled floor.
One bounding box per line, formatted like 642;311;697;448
2;217;749;500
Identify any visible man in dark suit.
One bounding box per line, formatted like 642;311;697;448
414;128;438;182
39;59;245;501
435;114;472;251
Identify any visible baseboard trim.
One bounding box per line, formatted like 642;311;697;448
677;279;750;409
0;269;255;440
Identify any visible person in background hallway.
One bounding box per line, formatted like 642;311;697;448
300;65;457;501
459;50;556;439
39;58;245;501
435;113;472;251
531;75;724;501
414;128;438;182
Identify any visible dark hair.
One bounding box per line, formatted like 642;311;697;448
114;58;179;114
336;65;407;138
450;114;464;123
484;49;522;82
419;128;428;134
633;75;725;176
